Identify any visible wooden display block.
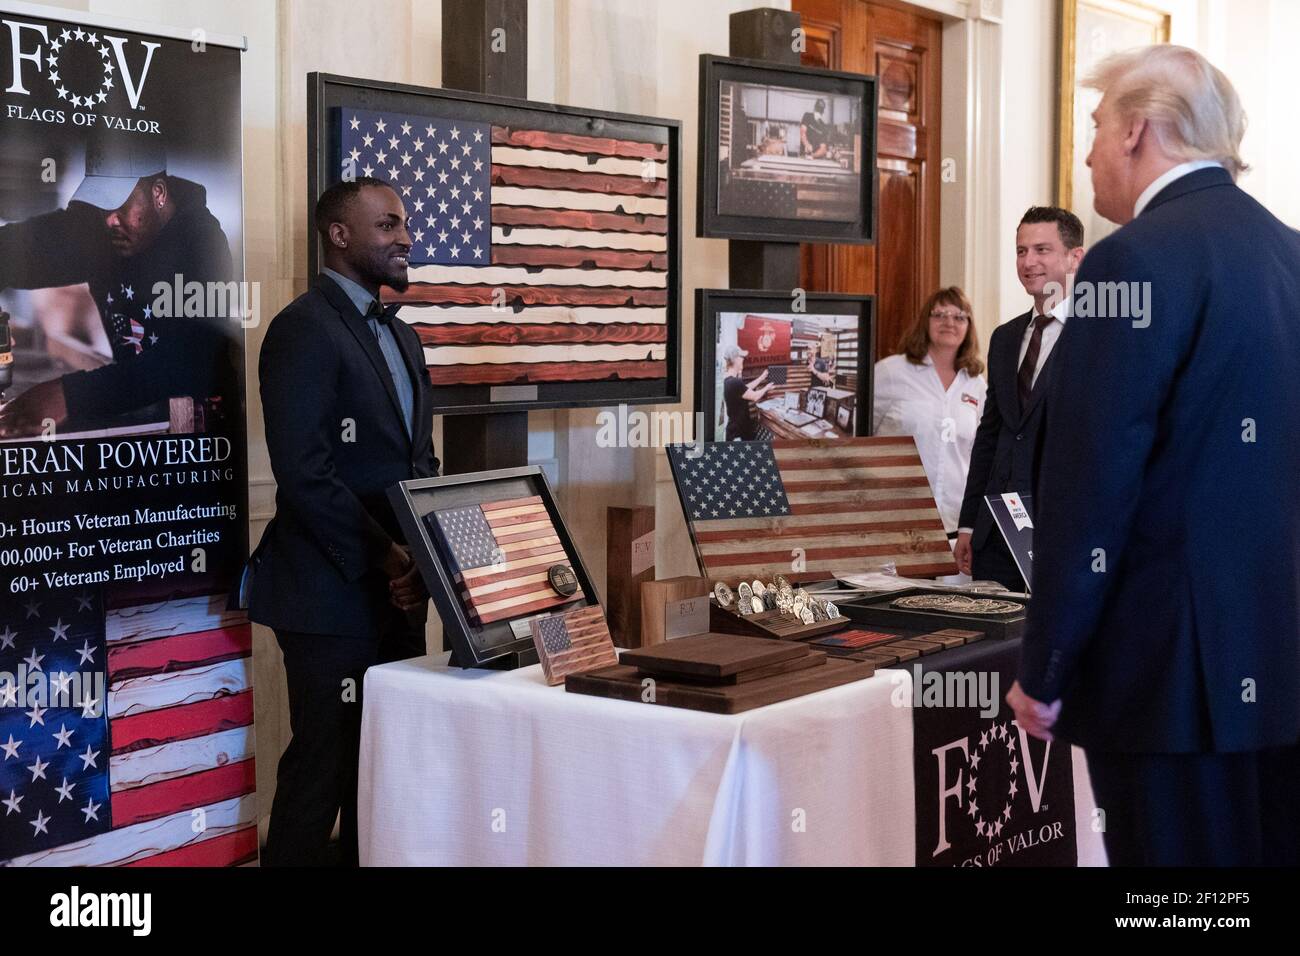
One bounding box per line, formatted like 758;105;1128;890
639;576;711;647
709;603;850;642
621;631;807;680
605;506;656;648
566;657;873;715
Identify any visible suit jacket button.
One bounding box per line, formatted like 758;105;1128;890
1015;433;1024;441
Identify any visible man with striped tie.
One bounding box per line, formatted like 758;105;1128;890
954;206;1084;590
248;177;438;866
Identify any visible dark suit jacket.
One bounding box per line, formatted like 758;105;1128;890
248;275;439;639
957;310;1059;549
1019;167;1300;753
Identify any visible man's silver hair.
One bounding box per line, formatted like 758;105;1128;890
1085;44;1247;180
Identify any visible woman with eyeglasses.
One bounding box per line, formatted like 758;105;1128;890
872;287;987;541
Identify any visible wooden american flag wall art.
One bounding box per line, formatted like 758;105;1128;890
312;74;682;415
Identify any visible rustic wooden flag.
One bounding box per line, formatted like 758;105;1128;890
665;436;957;583
426;495;583;625
341;107;669;387
530;605;617;686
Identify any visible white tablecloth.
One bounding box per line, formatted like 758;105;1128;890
358;653;1106;866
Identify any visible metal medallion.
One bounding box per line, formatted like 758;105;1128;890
713;581;735;609
547;564;579;597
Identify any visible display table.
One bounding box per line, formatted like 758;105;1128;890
358;652;1107;866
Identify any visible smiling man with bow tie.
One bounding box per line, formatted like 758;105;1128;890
247;177;439;866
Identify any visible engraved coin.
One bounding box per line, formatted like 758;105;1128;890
751;579;766;598
547;564;579;597
751;595;765;615
794;588;811;604
825;601;839;619
738;581;753;603
773;574;791;592
810;600;827;622
799;607;815;624
763;588;778;610
713;582;735;609
792;596;807;617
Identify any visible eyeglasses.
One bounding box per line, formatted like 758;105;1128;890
930;310;969;323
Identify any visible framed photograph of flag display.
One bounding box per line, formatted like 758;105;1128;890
308;72;682;415
698;55;877;243
388;466;600;668
696;289;875;443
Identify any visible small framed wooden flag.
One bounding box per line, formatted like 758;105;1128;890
530;605;619;686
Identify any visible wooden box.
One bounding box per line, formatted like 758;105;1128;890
639;576;711;647
605;506;656;648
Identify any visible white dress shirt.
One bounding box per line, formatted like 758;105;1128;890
1133;160;1223;219
1016;296;1070;390
873;352;988;534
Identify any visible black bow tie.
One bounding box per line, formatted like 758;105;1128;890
367;300;401;325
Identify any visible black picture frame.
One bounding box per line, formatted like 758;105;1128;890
388;466;601;668
309;72;682;416
695;289;876;444
697;55;878;244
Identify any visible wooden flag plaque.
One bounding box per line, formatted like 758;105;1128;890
664;436;958;585
530;605;618;686
390;466;601;668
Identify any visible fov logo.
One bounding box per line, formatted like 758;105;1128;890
932;718;1062;865
3;19;159;111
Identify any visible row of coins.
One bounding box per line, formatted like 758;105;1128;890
712;574;840;625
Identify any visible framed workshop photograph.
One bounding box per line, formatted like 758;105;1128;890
696;289;875;444
1057;0;1171;243
698;55;878;243
309;73;682;415
388;466;601;668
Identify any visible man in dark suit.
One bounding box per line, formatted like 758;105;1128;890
954;206;1084;589
250;177;438;866
1007;45;1300;865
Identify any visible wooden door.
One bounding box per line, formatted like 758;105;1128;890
794;0;942;361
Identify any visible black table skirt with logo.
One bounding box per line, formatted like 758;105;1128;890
885;637;1081;867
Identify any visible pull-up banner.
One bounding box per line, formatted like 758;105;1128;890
0;5;253;866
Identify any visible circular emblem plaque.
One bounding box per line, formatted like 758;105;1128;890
547;564;579;597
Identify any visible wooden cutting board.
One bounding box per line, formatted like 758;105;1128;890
565;656;873;714
645;649;828;686
618;632;810;679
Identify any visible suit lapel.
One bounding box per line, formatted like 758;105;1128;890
1001;312;1031;426
317;276;412;445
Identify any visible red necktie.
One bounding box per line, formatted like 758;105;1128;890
1017;314;1054;411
